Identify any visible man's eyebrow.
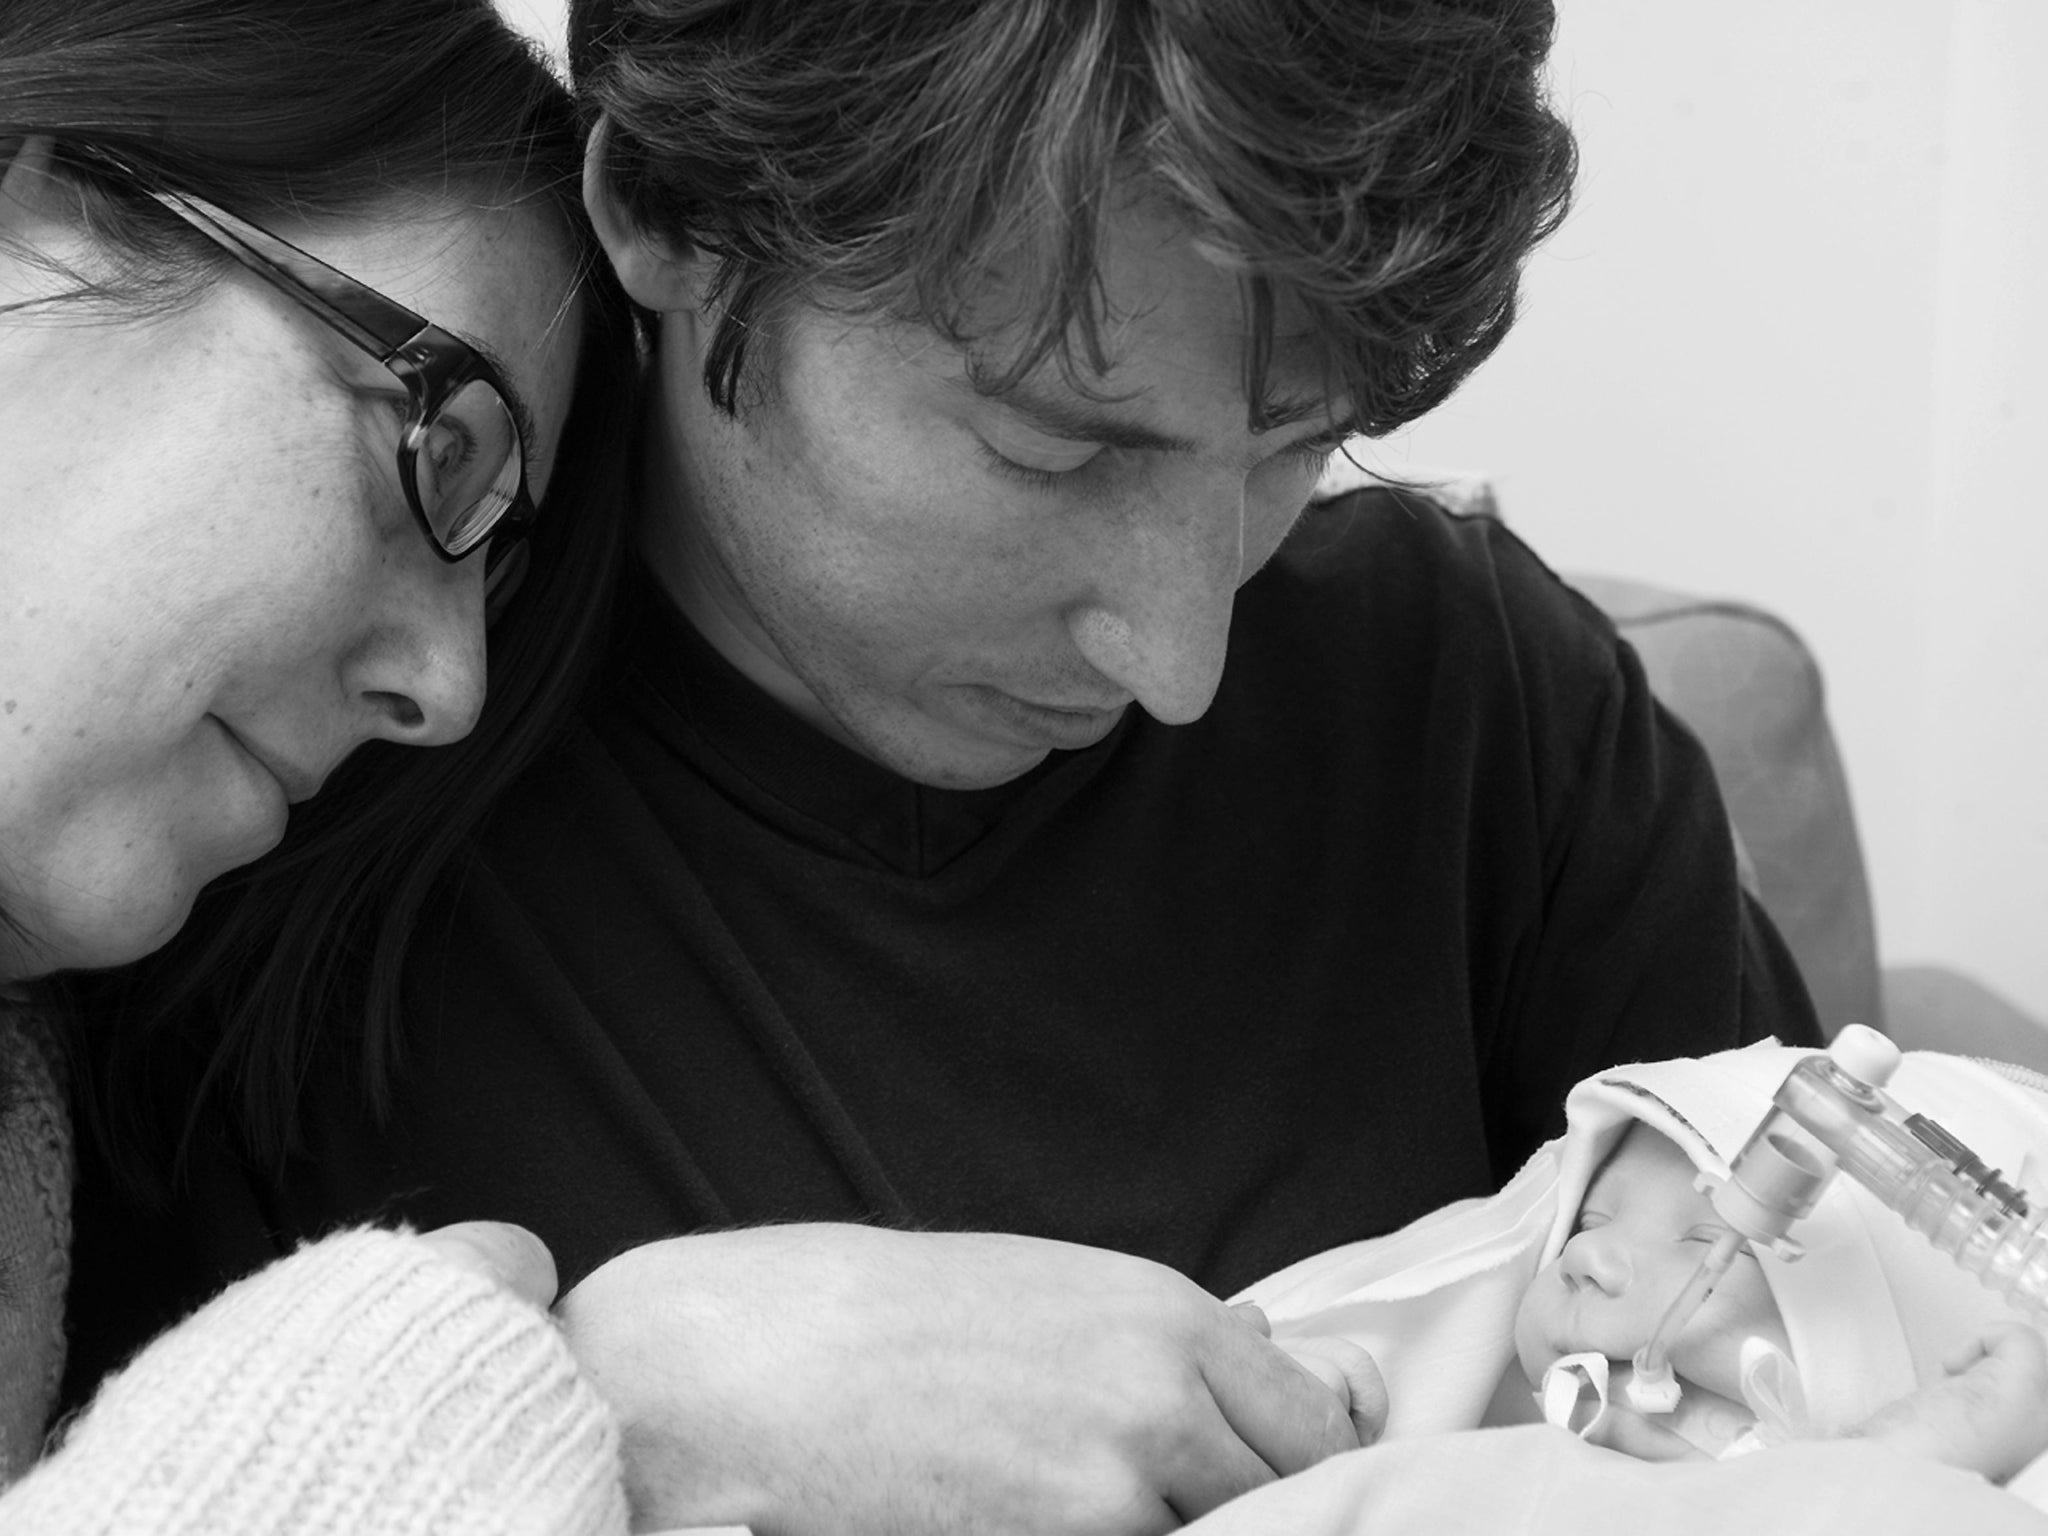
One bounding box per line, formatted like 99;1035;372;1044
456;329;540;460
977;378;1354;453
979;378;1201;454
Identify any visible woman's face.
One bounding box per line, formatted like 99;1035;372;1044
0;169;582;976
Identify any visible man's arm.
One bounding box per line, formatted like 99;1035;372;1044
556;1225;1368;1535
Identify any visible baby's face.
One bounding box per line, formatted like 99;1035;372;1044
1513;1125;1791;1403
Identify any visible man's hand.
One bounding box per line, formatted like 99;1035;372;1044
556;1225;1362;1536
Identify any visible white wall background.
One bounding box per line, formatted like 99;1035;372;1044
497;0;2048;1024
499;0;568;65
1390;0;2048;1026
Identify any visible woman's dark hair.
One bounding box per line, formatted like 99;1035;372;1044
572;0;1575;435
3;0;638;1182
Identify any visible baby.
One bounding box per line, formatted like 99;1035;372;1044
1240;1039;2048;1502
1511;1119;2048;1479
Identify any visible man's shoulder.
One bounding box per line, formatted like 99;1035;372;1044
1237;484;1619;689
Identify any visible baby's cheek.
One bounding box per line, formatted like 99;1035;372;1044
1511;1274;1559;1385
1673;1276;1789;1401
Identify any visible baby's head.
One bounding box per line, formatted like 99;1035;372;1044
1513;1122;1793;1404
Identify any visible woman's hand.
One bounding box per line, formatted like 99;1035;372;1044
416;1220;560;1309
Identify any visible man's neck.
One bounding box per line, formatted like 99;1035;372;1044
632;354;859;752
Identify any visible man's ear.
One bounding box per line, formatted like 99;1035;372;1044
582;117;712;315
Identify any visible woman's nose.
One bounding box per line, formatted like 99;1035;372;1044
1558;1229;1632;1296
343;547;489;747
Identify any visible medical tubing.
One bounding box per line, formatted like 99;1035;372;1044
1757;1046;2048;1323
1629;1226;1745;1407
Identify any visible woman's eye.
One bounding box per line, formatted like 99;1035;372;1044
413;413;483;505
424;414;481;474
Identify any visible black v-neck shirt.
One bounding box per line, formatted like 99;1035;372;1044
67;488;1816;1390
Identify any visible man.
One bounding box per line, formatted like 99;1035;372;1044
71;1;1818;1531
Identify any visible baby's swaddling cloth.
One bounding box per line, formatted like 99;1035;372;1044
1234;1041;2048;1469
1536;1338;1803;1458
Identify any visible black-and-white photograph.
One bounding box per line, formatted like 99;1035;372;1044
5;2;2046;1531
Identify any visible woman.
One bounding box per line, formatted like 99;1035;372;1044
0;0;631;1528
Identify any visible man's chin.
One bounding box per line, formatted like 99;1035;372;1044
884;741;1053;792
812;703;1060;790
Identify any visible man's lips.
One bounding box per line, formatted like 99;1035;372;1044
959;686;1129;750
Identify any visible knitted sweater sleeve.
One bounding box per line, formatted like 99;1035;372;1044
0;1226;629;1536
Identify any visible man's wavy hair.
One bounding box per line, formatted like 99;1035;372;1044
573;0;1575;434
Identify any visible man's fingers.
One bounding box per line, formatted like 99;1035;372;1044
1158;1396;1282;1521
417;1220;559;1309
1198;1311;1362;1480
1229;1301;1272;1337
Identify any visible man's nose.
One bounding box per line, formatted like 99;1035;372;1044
1064;490;1243;726
342;545;489;748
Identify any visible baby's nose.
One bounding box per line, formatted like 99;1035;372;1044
1559;1230;1632;1295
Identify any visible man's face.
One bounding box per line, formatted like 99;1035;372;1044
1513;1126;1792;1404
639;200;1350;789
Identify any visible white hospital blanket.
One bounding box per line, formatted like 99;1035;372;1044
1179;1427;2048;1536
1216;1041;2048;1531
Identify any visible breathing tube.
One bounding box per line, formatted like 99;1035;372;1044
1625;1024;2048;1415
1625;1227;1747;1412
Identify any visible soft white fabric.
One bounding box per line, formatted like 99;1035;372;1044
1548;1043;2047;1434
1239;1133;1556;1437
1234;1040;2048;1520
1178;1428;2048;1536
1536;1345;1784;1458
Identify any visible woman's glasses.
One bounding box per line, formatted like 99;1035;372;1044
73;147;536;574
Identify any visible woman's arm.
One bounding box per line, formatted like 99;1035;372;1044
3;1227;627;1536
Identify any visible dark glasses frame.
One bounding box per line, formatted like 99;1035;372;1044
67;144;537;568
